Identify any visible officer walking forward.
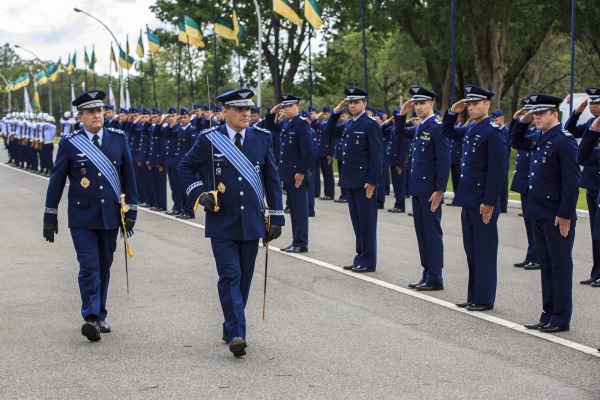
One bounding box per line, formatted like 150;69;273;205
512;94;581;333
441;85;506;311
178;88;284;358
325;87;384;273
42;90;138;341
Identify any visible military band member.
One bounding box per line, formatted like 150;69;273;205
325;86;384;273
266;94;314;253
396;87;450;290
43;90;138;341
441;85;506;311
565;88;600;286
512;94;580;333
178;88;284;357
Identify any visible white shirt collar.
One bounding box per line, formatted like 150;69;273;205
351;111;366;122
225;124;246;142
84;128;103;140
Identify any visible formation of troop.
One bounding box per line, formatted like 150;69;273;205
4;80;600;356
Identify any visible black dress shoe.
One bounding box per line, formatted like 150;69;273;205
377;205;384;210
580;278;596;285
229;337;247;357
352;265;375;273
151;207;167;212
408;281;425;289
138;202;151;208
81;321;101;341
416;283;444;291
98;320;111;333
343;264;356;270
518;213;523;217
524;321;547;330
222;334;230;344
334;198;348;203
179;214;195;220
284;207;290;213
466;304;494;311
280;244;294;251
286;246;308;253
524;262;541;270
165;210;181;216
591;279;600;287
455;302;471;308
319;196;334;200
388;208;405;213
407;212;413;216
514;260;529;268
309;212;316;217
538;324;569;333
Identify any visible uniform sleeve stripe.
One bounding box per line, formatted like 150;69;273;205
268;209;284;216
186;181;203;196
45;207;58;214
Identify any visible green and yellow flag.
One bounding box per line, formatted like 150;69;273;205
215;11;244;46
33;83;41;113
184;15;203;41
89;48;96;71
84;47;90;66
119;48;134;70
146;29;161;54
66;53;74;75
47;59;61;82
305;0;322;29
273;0;302;26
178;21;205;48
34;70;47;85
136;33;144;58
109;45;118;72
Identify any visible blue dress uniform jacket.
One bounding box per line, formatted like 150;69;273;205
44;128;138;228
178;124;285;240
578;126;600;240
43;127;138;321
441;111;506;306
511;120;580;328
325;110;384;269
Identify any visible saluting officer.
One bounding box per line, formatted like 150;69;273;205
512;94;580;333
266;94;314;253
441;85;506;311
491;110;511;213
42;90;138;341
163;106;185;216
147;108;168;212
565;88;600;286
396;87;450;290
325;86;384;273
510;97;540;270
174;107;199;220
386;108;410;213
178;88;284;357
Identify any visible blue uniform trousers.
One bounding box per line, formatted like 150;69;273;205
384;167;390;195
377;171;387;207
312;156;321;198
585;189;600;279
533;219;575;327
134;163;148;204
461;208;498;305
284;181;309;247
307;172;315;214
211;238;259;341
166;164;184;212
318;157;335;198
70;228;118;320
391;167;406;210
413;196;443;285
337;160;347;200
500;176;509;213
347;188;378;268
150;167;168;209
520;193;539;263
449;163;461;195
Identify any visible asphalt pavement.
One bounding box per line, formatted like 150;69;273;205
1;155;599;399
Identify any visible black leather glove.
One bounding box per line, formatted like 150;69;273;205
124;218;135;232
43;222;58;243
265;225;282;243
200;192;221;212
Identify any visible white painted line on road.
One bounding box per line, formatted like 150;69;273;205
5;162;598;358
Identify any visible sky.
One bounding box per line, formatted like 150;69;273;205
0;0;168;76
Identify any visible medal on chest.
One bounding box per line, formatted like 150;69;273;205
80;177;90;189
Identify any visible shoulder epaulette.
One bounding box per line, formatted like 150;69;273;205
435;119;442;124
253;125;271;134
490;122;499;128
107;127;126;135
64;129;82;140
200;125;220;135
562;129;573;137
368;116;377;121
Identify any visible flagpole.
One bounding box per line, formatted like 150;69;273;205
139;29;144;107
236;47;243;88
177;40;182;110
569;0;576;115
252;0;262;109
60;67;65;114
146;25;158;109
93;45;97;89
213;8;219;104
186;38;195;105
126;35;130;103
308;27;313;107
272;12;281;100
450;0;456;104
84;46;88;90
360;0;368;92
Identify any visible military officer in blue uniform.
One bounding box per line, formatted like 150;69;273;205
491;110;511;213
178;88;284;357
164;106;185;216
147;108;168;211
315;105;335;200
510;98;540;270
333;110;350;203
250;107;262;128
447;114;464;206
134;109;152;208
511;94;580;333
325;86;384;272
265;94;314;253
441;85;506;311
386;109;410;213
395;87;450;290
172;107;199;219
565;88;600;286
43;90;138;341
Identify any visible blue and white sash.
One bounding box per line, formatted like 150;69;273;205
69;133;122;203
206;130;265;211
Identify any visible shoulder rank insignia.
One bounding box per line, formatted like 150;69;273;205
64;129;82;140
200;125;220;135
561;129;573;137
253;125;271;134
107;127;126;135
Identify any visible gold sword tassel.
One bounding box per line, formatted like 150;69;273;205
120;194;133;294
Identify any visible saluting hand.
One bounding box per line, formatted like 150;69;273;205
450;99;466;114
591;116;600;131
480;204;494;224
399;100;413;116
512;108;527;120
520;111;534;124
334;99;346;113
575;99;588;114
270;103;282;115
364;183;375;199
555;216;571;237
327;156;333;165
